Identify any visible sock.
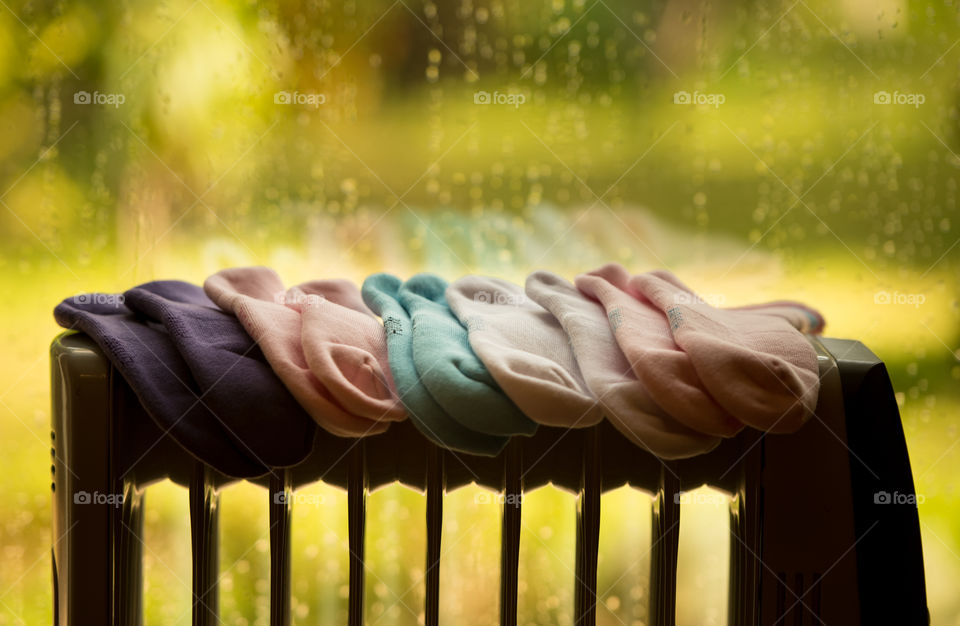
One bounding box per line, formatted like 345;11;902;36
54;293;268;477
525;271;719;458
630;269;820;433
122;281;317;468
282;279;370;314
446;275;603;428
643;268;827;334
399;274;538;437
731;301;824;334
361;273;508;456
204;267;389;437
283;279;406;422
574;264;742;438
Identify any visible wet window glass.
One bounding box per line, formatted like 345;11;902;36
1;0;957;623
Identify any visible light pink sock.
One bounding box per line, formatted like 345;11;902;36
282;279;370;314
285;280;406;422
645;268;827;334
574;264;742;438
204;267;389;437
732;301;824;334
631;269;820;433
525;270;719;459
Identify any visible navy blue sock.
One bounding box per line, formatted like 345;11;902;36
123;281;316;468
54;292;269;478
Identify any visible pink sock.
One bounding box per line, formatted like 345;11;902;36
285;280;406;422
630;269;820;433
731;301;825;334
574;264;742;437
204;267;390;437
525;270;719;459
282;279;370;314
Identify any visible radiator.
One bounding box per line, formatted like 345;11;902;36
50;332;929;625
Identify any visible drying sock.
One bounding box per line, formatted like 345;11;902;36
630;269;820;433
446;275;602;428
361;273;508;456
574;264;742;438
643;268;827;334
732;301;824;334
122;281;317;468
283;279;406;422
399;274;537;437
525;271;719;459
204;267;388;437
282;279;370;315
54;293;267;478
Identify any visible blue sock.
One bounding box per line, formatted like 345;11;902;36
398;274;537;437
362;273;508;456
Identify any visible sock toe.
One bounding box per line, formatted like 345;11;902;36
304;342;406;422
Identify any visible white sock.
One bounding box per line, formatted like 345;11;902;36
446;275;603;428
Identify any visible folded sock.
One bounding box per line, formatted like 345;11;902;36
204;267;388;437
446;275;603;428
630;269;820;433
399;274;537;437
282;279;370;314
525;271;719;458
733;301;824;334
122;281;317;468
54;293;268;477
283;279;407;422
574;264;742;438
644;269;827;334
361;273;508;456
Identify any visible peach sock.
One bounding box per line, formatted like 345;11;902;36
285;280;406;422
204;267;389;437
631;269;820;433
574;264;742;437
525;270;719;458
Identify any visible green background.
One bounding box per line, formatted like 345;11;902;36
0;0;958;623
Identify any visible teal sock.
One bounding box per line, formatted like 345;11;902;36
361;273;508;456
398;274;538;437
